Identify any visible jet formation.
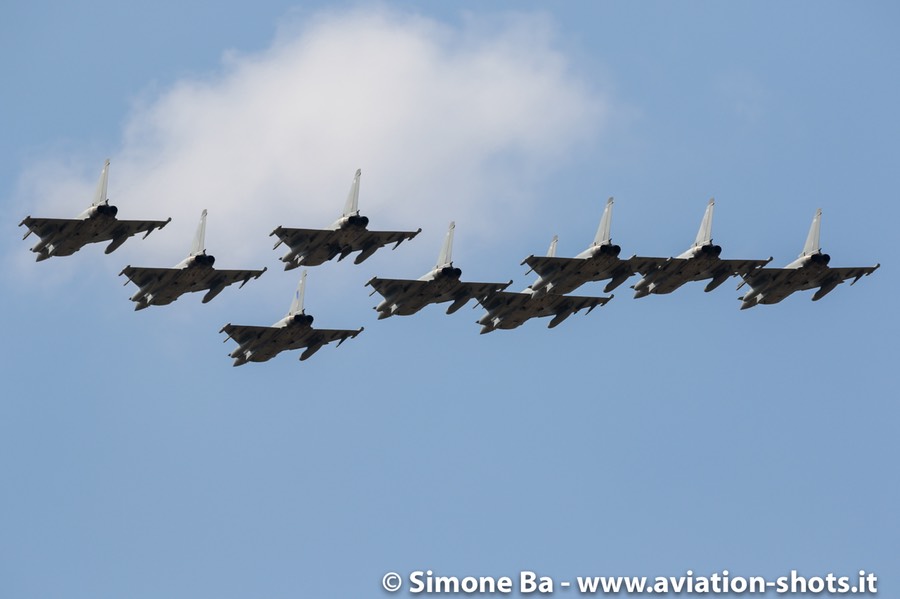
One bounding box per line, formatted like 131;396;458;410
19;160;881;364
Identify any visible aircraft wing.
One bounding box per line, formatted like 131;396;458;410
120;265;264;293
742;265;807;289
632;256;767;283
220;324;279;349
628;256;671;276
367;277;509;304
198;268;267;293
220;323;360;364
441;280;512;313
524;254;635;282
119;265;193;306
719;258;771;276
272;225;419;266
120;265;176;290
294;327;363;348
455;280;512;302
480;290;611;320
19;216;96;256
366;277;430;302
272;227;419;254
523;255;584;278
21;216;169;243
120;265;265;306
748;264;879;292
538;292;613;318
478;290;532;314
477;289;612;331
804;265;881;299
107;217;171;242
271;227;340;253
826;265;881;285
19;216;81;240
343;228;421;253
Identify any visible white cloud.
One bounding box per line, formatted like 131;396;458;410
13;7;610;281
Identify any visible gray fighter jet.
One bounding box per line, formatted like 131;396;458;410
270;169;421;269
476;236;613;334
522;198;664;295
366;221;511;318
120;210;266;310
19;159;170;261
738;209;879;309
631;199;771;298
220;271;363;365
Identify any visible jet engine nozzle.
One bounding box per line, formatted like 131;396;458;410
440;266;463;279
344;215;369;228
292;314;314;326
810;252;831;266
194;254;216;267
96;203;119;217
701;244;722;257
600;244;621;257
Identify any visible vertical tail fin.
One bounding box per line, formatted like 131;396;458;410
190;209;208;256
91;159;111;207
436;221;455;268
289;270;307;315
592;197;614;246
342;169;362;217
547;235;558;257
801;208;822;257
693;198;715;247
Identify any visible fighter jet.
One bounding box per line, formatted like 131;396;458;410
270;169;421;269
521;197;664;295
120;209;266;310
19;159;170;261
476;236;613;334
366;222;511;319
631;199;771;298
220;271;363;365
738;208;879;309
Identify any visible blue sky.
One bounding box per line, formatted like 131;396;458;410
1;2;897;597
